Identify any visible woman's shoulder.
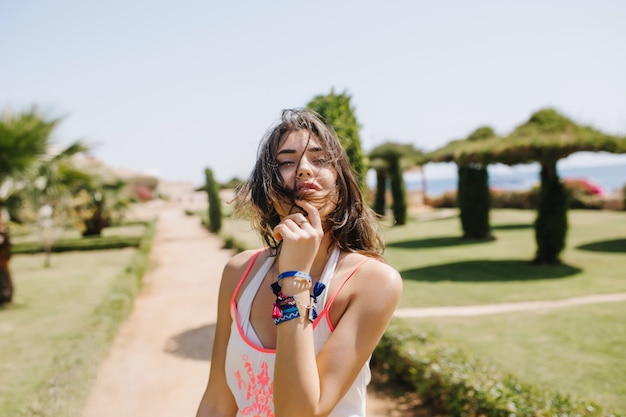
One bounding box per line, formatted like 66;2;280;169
224;248;269;277
334;251;402;321
342;252;402;291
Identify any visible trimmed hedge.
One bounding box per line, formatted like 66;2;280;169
12;235;142;254
371;320;619;417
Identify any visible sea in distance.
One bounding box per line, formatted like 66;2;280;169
403;159;626;198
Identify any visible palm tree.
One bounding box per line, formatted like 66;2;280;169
20;141;92;266
0;108;58;303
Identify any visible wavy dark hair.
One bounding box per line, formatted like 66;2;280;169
233;108;384;259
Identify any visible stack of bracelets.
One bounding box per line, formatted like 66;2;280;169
271;270;326;325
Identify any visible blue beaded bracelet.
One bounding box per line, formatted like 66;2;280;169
277;270;312;285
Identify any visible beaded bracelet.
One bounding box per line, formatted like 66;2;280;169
277;270;312;287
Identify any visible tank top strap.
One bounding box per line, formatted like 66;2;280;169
314;246;340;310
325;257;372;309
236;251;276;320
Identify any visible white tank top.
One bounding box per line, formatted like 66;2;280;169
224;247;372;417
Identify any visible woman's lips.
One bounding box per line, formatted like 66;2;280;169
296;182;320;192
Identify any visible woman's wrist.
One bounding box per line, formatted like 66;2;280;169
270;279;315;324
278;277;311;297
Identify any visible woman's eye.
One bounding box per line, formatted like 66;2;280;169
277;161;294;167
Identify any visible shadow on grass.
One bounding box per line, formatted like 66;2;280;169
491;223;533;231
576;238;626;253
165;323;215;361
401;259;582;282
387;236;492;249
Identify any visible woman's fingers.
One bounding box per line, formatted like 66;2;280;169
273;201;323;273
293;200;322;230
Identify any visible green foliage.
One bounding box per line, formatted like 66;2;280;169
458;165;491;239
373;168;387;216
452;108;626;166
372;321;614;417
307;90;367;191
204;167;222;234
12;234;142;254
427;126;496;238
389;156;408;225
0;108;57;182
534;164;568;264
220;177;244;190
221;234;247;253
369;142;423;225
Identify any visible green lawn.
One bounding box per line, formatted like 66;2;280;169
406;301;626;414
384;209;626;308
0;222;154;417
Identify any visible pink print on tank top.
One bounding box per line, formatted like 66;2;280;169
233;355;274;417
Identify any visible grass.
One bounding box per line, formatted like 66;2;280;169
220;207;626;415
384;209;626;307
406;301;626;413
0;221;155;417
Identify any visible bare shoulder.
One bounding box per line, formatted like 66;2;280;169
221;248;267;287
343;253;403;303
224;248;262;272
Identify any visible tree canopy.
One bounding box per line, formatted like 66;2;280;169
307;90;367;190
452;108;626;165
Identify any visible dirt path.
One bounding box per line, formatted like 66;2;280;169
81;203;232;417
395;292;626;318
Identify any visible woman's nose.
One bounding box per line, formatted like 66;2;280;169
297;158;313;177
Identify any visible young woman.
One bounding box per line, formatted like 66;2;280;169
196;108;402;417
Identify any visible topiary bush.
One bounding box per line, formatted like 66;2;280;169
458;165;491;239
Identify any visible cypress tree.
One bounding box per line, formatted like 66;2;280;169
204;168;222;234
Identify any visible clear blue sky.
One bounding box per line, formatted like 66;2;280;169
2;0;626;185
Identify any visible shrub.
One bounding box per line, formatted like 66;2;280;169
372;321;616;417
12;235;142;254
491;189;538;209
429;191;458;208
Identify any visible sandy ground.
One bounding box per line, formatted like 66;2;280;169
80;199;626;417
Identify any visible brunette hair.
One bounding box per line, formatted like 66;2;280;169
233;108;384;258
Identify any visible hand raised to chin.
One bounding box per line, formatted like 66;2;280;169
272;201;323;274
